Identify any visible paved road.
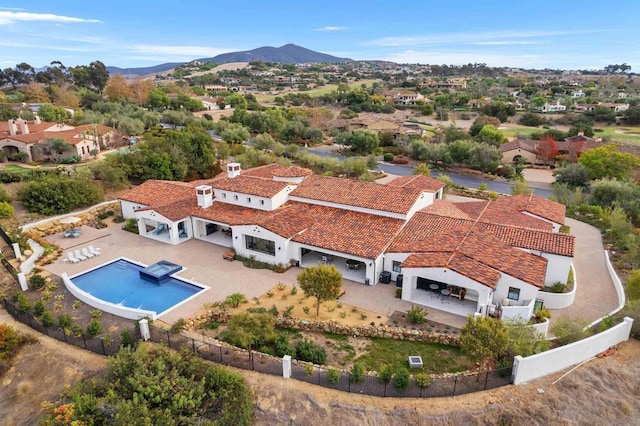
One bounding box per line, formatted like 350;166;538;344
306;148;553;198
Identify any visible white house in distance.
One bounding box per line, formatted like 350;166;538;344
0;118;115;162
120;163;574;321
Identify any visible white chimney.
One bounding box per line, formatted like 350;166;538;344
34;115;41;124
227;162;241;178
8;119;17;136
15;118;29;134
195;185;213;208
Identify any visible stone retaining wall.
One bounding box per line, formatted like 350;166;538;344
187;310;460;346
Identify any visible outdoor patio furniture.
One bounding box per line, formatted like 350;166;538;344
81;247;95;259
64;229;81;238
440;288;451;302
74;249;88;261
429;283;440;297
88;245;101;256
152;224;167;235
67;252;80;264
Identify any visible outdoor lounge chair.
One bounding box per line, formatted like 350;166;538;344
81;247;95;259
74;249;88;261
88;245;101;256
67;252;80;264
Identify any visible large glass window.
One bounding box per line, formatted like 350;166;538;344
245;235;275;256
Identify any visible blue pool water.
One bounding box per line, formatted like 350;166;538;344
70;259;203;315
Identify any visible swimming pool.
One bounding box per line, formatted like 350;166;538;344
67;258;206;319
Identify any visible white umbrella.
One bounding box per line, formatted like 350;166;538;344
59;216;81;224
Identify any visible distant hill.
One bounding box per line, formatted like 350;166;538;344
107;62;184;77
200;44;352;64
107;44;352;77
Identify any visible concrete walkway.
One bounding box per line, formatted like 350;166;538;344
550;218;619;323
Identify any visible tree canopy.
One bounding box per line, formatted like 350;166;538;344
297;263;343;316
459;315;509;367
578;144;640;180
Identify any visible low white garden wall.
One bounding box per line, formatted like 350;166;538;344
512;317;634;385
536;264;576;309
62;272;157;320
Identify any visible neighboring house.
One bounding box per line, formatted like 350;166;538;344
599;102;629;113
0;118;115;162
539;101;567;113
500;139;537;164
393;92;425;105
571;90;585;98
120;162;574;321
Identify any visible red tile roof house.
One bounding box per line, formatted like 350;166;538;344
119;163;574;321
0;118;116;162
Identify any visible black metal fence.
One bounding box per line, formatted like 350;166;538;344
149;325;512;398
3;298;139;356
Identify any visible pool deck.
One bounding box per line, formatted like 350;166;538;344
43;224;468;328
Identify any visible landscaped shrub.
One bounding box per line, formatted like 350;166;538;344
295;339;327;364
14;293;32;312
274;333;296;358
33;300;45;317
407;305;427;324
86;319;102;337
170;318;187;333
41;311;54;327
550;282;566;293
120;328;134;348
19;175;104;215
122;218;139;234
377;364;393;384
0;324;20;358
415;373;432;388
550;316;591;345
224;292;247;308
0;201;14;219
350;362;365;383
57;313;73;329
383;153;394;162
29;274;46;290
327;368;340;384
393;367;410;391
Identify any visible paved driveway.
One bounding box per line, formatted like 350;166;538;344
552;218;619;322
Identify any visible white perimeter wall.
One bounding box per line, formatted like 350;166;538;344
512;317;634;385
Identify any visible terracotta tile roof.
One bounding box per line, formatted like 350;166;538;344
458;229;547;288
500;139;537;153
292;208;405;259
271;165;313;178
291;174;423;215
519;194;566;225
387;213;472;253
478;223;575;257
212;175;290;197
142;198;199;221
119;180;195;206
418;200;475;220
0;122;115;146
387;174;444;192
402;253;501;288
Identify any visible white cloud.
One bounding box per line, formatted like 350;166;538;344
0;11;102;25
128;44;236;60
469;41;542;46
314;26;346;31
0;40;94;52
365;29;594;47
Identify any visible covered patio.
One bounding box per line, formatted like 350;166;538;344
407;286;478;318
300;250;367;283
192;218;233;247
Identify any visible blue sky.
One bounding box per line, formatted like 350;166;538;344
1;1;639;70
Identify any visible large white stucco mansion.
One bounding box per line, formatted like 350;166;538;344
120;163;575;320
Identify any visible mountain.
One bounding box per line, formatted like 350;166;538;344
107;44;352;77
107;62;185;77
199;44;352;64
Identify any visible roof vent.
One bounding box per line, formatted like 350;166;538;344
227;162;241;178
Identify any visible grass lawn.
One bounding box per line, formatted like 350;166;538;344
2;164;32;174
255;79;382;103
501;124;640;145
354;337;470;374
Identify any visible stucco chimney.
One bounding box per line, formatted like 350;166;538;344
8;119;17;136
195;185;213;208
227;162;241;178
15;118;29;134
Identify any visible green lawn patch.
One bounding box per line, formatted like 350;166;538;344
354;337;470;374
2;164;32;174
